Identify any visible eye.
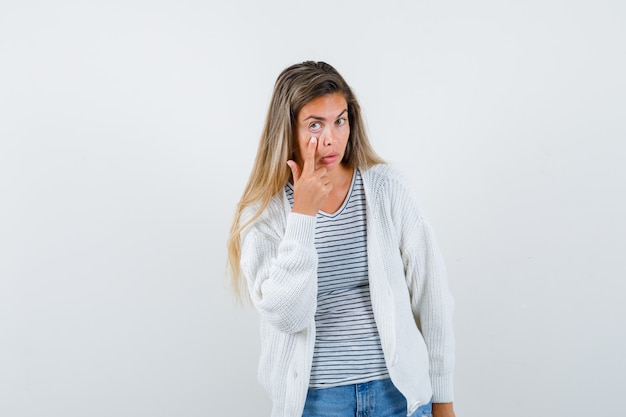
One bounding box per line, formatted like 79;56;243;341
308;122;322;132
335;118;346;126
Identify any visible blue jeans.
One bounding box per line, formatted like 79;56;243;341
302;378;432;417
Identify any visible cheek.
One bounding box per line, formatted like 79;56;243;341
341;128;350;148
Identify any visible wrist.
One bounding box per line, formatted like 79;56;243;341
432;402;455;417
291;205;318;217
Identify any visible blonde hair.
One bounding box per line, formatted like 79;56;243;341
227;61;385;299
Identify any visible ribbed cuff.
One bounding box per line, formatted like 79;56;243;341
285;213;317;246
430;372;454;403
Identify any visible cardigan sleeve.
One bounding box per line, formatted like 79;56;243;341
240;208;319;334
392;175;456;403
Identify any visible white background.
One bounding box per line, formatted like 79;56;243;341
1;1;625;416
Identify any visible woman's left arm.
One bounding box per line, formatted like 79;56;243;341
392;173;456;404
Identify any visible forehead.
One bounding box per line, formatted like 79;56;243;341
297;93;348;120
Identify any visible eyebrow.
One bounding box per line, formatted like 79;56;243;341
303;109;347;122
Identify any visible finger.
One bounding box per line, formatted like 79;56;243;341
303;136;317;173
287;160;301;182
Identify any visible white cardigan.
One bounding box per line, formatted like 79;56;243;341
240;164;455;417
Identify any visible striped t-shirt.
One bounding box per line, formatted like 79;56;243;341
285;170;388;388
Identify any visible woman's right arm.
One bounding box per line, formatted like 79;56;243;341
240;137;329;334
240;211;318;334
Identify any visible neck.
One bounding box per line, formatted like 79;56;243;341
328;164;353;187
320;164;355;214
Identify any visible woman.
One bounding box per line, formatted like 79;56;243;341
228;61;455;417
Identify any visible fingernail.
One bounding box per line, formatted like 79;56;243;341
310;137;317;143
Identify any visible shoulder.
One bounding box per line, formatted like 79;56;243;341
360;163;424;219
360;163;417;196
240;191;287;237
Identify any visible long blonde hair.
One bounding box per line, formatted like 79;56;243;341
227;61;385;299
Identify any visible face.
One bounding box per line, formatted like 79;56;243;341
294;93;350;172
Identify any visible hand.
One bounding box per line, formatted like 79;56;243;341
432;402;455;417
287;137;332;216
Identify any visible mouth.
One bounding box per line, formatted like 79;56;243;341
320;153;339;164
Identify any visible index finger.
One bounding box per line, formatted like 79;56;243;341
303;136;317;173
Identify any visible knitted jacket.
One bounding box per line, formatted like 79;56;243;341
240;164;455;417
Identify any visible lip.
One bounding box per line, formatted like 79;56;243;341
319;153;339;164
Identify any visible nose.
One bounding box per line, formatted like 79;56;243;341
320;127;333;146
